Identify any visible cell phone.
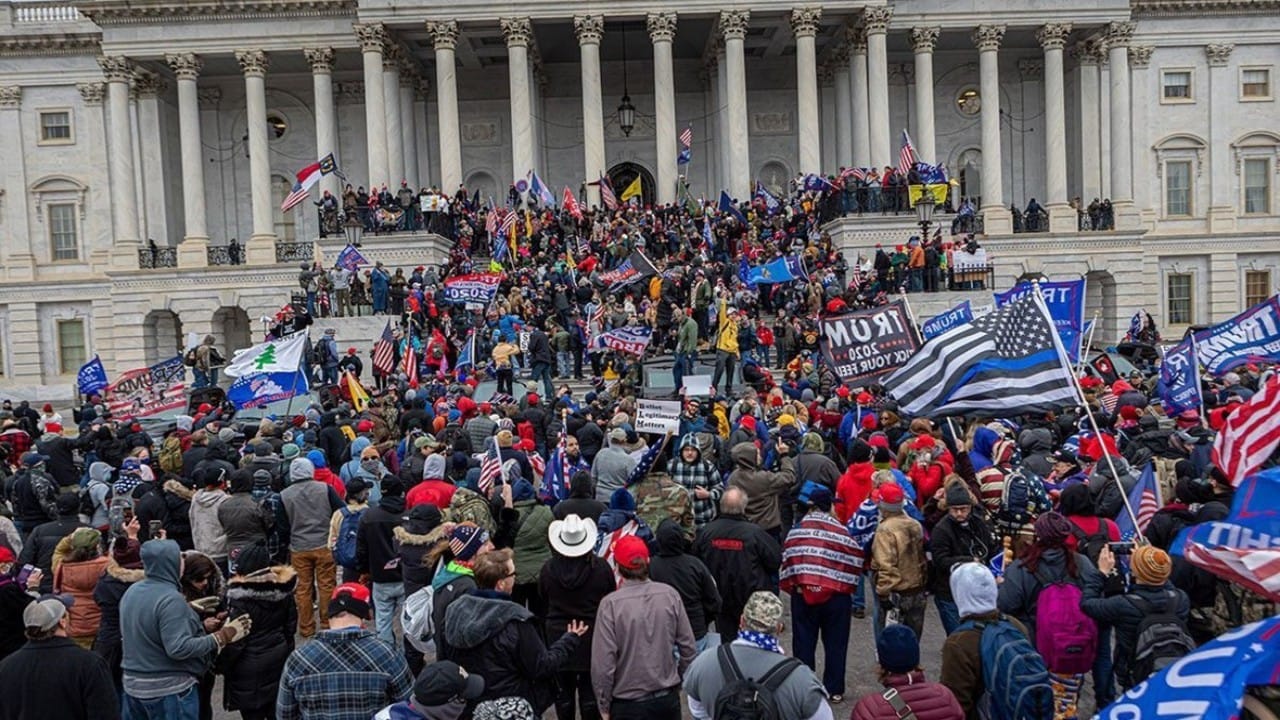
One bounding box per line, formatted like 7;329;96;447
149;520;163;537
1107;542;1135;555
15;564;37;587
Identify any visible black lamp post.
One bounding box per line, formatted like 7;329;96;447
617;22;635;137
344;213;363;247
914;190;936;238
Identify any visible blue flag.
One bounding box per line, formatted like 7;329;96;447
754;181;780;213
1193;295;1280;375
737;256;751;285
702;218;715;250
802;174;835;192
748;257;798;285
994;279;1086;362
718;191;747;225
528;170;555;207
1097;615;1280;719
226;369;309;410
1114;462;1161;541
336;244;369;272
1159;339;1202;414
1171;466;1280;599
456;330;476;370
77;355;109;396
921;300;974;340
677;148;692;165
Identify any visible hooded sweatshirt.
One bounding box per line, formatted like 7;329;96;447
119;540;219;691
189;488;229;561
726;442;796;532
649;520;720;639
538;553;615;671
87;462;114;528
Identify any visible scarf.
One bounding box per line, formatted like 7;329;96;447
737;630;782;654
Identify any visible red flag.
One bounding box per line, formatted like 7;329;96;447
563;187;582;220
1212;375;1280;485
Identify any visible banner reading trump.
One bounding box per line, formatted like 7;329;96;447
1192;295;1280;375
820;300;920;386
103;356;187;418
442;273;503;305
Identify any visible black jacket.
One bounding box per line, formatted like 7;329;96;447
91;557;144;688
131;482;167;542
217;493;272;560
650;520;721;639
19;515;87;593
217;566;297;712
553;496;606;524
1081;577;1190;688
538;553;614;671
0;577;33;663
161;480;196;550
357;496;407;583
35;435;79;488
0;637;119;720
10;468;58;528
442;590;580;714
928;515;996;600
527;329;553;366
318;416;350;469
692;513;781;614
574;421;605;464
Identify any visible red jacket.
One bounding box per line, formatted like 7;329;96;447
852;670;965;720
406;479;457;510
314;467;345;499
835;461;876;525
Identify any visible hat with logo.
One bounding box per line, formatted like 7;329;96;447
328;582;372;619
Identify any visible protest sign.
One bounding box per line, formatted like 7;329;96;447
103;357;187;418
635;399;681;434
819;300;920;386
442;273;502;305
994;278;1086;362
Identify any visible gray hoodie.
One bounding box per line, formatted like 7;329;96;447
87;462;114;528
189;488;229;560
119;540;219;681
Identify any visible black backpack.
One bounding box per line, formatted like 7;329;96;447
1127;592;1196;683
712;645;803;720
1070;523;1110;565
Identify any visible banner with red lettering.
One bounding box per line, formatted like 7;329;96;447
820;301;920;386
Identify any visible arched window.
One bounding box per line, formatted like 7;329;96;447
1153;134;1206;218
30;175;88;262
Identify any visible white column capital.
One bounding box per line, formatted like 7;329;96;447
1072;39;1105;66
1206;43;1234;66
1129;45;1154;69
575;15;604;45
1018;58;1044;81
847;25;868;53
720;10;750;41
382;44;402;71
132;71;165;99
354;22;388;52
98;55;133;82
1036;23;1073;51
76;82;104;106
166;53;202;81
501;17;533;48
235;49;269;78
0;85;20;107
972;25;1005;53
863;7;892;35
197;87;221;109
303;47;335;73
647;12;677;44
1103;21;1135;50
427;21;459;50
790;7;822;38
910;27;939;53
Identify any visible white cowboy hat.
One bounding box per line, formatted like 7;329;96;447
547;514;598;558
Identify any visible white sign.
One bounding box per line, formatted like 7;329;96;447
682;375;712;397
635;399;681;434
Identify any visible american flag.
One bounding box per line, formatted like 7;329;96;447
484;208;498;236
281;182;310;212
372;321;396;375
597;517;640;583
1212;374;1280;485
897;129;917;177
479;436;503;496
623;434;668;487
597;173;618;210
528;449;546;480
1115;462;1161;539
679;126;693;149
401;339;419;388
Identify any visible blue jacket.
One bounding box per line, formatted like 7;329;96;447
119;539;219;680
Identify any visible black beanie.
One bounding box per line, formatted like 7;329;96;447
849;440;873;464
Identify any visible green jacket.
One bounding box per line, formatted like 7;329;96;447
511;499;554;584
676;317;699;353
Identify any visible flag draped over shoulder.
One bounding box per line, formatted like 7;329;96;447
885;291;1079;416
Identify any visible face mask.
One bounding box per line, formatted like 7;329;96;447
361;459;380;473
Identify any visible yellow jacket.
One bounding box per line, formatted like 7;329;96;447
716;299;739;355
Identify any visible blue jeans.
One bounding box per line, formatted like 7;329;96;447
556;351;572;378
322;364;339;386
373;581;404;647
124;685;199;720
1093;624;1116;706
192;368;211;389
673;351;695;394
791;592;852;696
935;596;961;636
531;362;554;400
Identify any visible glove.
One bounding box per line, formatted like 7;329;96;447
214;614;253;648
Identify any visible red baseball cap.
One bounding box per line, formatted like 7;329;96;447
876;483;905;506
329;582;372;619
0;546;14;564
613;535;650;570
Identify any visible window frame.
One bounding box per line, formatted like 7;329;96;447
1240;66;1273;102
36;108;74;146
1160;68;1195;104
1244;269;1272;309
56;318;87;376
1166;272;1195;326
47;202;80;262
1242;157;1272;215
1164;159;1194;218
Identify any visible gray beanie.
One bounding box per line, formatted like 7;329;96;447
945;483;973;508
289;458;315;483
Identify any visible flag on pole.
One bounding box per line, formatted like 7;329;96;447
1171;467;1280;601
897;129;917;177
281;154;339;212
340;369;371;413
754;181;781;213
1114;462;1162;541
1158;339;1202;415
402;340;419;388
563;187;582;220
226;369;309;410
677;126;693;165
456;330;476;370
529;170;555;207
625;434;668;487
884;291;1079;416
479;436;503;496
335;244;369;272
372;321;396;376
718;190;747;224
702;217;715;250
1212;374;1280;485
77;355;109;396
593;173;617;210
620;175;643;203
224;333;309;378
679;126;693;149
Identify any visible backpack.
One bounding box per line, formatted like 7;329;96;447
998;468;1036;524
1069;523;1110;565
711;645;803;720
401;585;436;653
955;617;1054;720
332;504;365;567
1033;569;1098;674
1127;592;1196;682
159;435;184;476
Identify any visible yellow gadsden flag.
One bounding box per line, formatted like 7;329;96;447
620;175;643;203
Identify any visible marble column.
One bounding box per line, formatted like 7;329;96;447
134;73;167;244
304;48;340;200
1128;45;1154;225
974;25;1012;234
848;27;870;168
649;12;679;204
864;7;892;169
382;47;404;191
832;49;853;168
790;7;822;175
502;17;534;184
128;81;148;244
1206;43;1237;232
715;41;731;192
98;56;141;265
702;64;721;191
166;53;209;266
1075;42;1103;202
721;10;751;199
1037;24;1074;231
1106;22;1137;228
575;15;605;207
355;23;389;190
414;78;433;188
236;49;276;262
399;67;418;190
0;86;35;277
910;27;939;164
427;21;461;192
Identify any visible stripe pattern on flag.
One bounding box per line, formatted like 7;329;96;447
897;130;917;177
479;436;502;497
372;321;396;375
1212;374;1280;486
597;173;618;210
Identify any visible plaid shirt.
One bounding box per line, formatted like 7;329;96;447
666;456;723;529
276;627;412;720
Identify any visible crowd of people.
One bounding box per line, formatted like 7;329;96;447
0;171;1275;720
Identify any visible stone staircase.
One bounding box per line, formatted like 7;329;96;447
308;314;395;351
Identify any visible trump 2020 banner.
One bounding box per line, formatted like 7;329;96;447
994;278;1086;362
103;356;187;418
819;300;920;386
1192;295;1280;375
1159;339;1202;414
442;273;502;305
920;300;973;341
597;326;652;357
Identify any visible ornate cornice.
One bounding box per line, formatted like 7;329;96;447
719;10;750;41
381;44;401;71
1129;45;1154;68
1132;0;1280;16
77;82;105;106
863;7;892;35
0;34;100;58
235;49;269;77
972;25;1006;52
354;22;388;53
574;15;604;45
98;55;134;82
647;12;677;44
335;81;364;103
1036;23;1073;52
500;18;533;48
426;21;459;51
303;47;334;73
910;27;939;53
81;0;356;26
1072;38;1108;66
166;53;202;81
829;45;849;66
1206;43;1234;66
790;7;822;39
197;87;221;109
0;86;20;108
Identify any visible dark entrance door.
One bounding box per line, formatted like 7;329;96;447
607;162;655;207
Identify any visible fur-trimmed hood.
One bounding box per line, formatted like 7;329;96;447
104;557;146;584
226;564;298;603
393;525;444;547
164;478;195;501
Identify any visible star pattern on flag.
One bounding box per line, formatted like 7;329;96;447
972;296;1054;357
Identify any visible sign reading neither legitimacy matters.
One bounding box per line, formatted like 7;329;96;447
819;300;920;386
103;356;187;418
442;273;503;305
635;399;682;434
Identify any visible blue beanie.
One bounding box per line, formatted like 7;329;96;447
306;449;327;469
610;487;636;512
876;624;920;674
512;478;535;502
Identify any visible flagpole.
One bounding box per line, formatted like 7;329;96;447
899;292;921;337
1189;333;1209;428
1074;310;1101;376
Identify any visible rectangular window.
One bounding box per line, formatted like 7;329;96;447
1244;158;1271;214
1166;161;1192;216
48;203;78;261
1167;273;1194;325
1162;70;1192;100
57;319;86;375
1242;67;1272;99
1245;270;1272;308
38;110;72;143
